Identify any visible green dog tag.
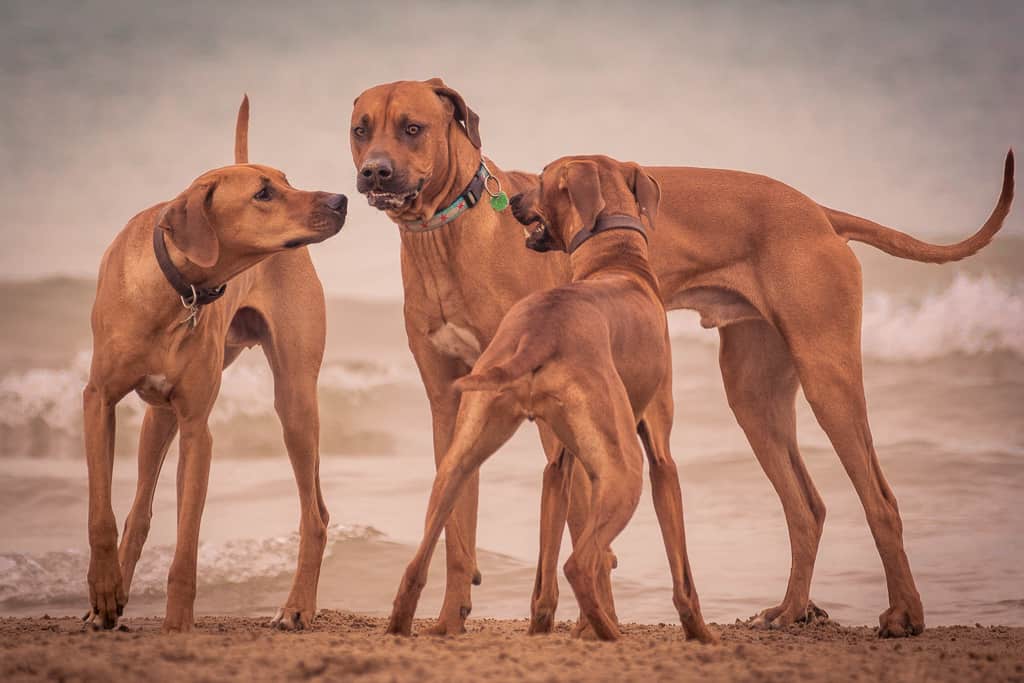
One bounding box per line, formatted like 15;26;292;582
490;191;509;212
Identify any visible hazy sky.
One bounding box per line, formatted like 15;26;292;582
2;0;1021;298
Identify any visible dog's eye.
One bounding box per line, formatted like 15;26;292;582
352;126;366;138
405;124;421;136
254;187;272;202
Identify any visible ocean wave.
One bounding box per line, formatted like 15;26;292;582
0;524;383;608
861;275;1024;361
0;354;416;458
669;274;1024;361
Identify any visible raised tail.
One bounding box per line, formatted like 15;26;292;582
234;94;250;164
823;149;1013;264
455;334;556;393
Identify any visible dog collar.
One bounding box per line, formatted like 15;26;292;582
401;163;495;233
153;226;226;327
567;214;648;254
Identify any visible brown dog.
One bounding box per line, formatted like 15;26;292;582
350;78;1013;638
83;97;346;632
386;155;715;643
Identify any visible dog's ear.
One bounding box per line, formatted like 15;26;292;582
627;163;661;228
561;160;606;242
430;79;482;149
157;182;220;268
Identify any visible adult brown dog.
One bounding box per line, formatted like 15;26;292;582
350;78;1013;638
385;155;715;643
83;97;346;632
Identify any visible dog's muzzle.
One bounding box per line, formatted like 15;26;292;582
510;193;556;252
360;178;425;211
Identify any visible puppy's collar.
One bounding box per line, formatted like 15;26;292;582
152;226;226;326
567;214;648;254
401;163;493;233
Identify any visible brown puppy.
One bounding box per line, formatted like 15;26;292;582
84;97;346;632
350;78;1013;638
386;156;715;643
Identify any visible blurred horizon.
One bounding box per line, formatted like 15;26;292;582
1;0;1022;299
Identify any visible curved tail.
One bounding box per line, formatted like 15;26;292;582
823;149;1013;264
455;335;556;393
234;94;250;164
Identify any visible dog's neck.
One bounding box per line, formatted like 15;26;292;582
569;228;660;296
392;124;482;229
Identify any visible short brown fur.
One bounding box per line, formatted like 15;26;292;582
84;97;345;632
350;78;1013;638
385;156;715;643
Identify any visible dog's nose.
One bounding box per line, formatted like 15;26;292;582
360;157;393;182
325;193;347;212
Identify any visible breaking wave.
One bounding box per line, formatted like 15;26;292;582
669;274;1024;361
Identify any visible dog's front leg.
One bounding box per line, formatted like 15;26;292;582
162;416;213;633
407;333;480;636
83;382;126;629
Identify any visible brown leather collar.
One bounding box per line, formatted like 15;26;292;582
152;226;226;306
567;214;647;254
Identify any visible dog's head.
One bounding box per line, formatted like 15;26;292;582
510;155;660;253
156;163;346;271
350;78;481;221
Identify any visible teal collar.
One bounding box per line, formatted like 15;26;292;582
401;163;492;233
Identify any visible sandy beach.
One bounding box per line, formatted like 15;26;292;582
2;612;1022;682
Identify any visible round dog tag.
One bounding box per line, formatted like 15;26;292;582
490;191;509;212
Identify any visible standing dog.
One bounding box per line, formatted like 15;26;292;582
83;97;346;632
386;155;715;643
350;78;1013;637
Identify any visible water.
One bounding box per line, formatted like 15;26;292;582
1;241;1022;627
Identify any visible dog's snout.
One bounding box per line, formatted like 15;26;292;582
360;157;393;182
324;193;348;213
509;193;534;225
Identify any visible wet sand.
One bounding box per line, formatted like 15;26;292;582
2;612;1021;682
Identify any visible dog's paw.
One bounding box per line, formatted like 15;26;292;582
269;607;314;631
878;605;924;638
747;601;830;630
86;555;126;630
81;609;129;632
528;608;556;635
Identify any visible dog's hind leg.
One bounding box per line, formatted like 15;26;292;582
554;375;643;642
388;390;524;636
529;424;574;634
719;321;829;629
118;406;177;602
253;281;331;631
781;249;923;637
638;374;717;643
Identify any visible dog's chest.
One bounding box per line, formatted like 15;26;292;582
135;374;173;406
428;322;483;367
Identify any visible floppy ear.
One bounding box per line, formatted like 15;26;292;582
429;79;482;149
561;161;606;239
156;182;220;268
629;163;661;228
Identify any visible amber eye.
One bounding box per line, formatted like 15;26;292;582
254;187;272;201
405;124;421;136
352;126;367;138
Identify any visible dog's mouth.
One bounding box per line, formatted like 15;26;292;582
524;223;557;253
364;179;425;211
284;216;344;249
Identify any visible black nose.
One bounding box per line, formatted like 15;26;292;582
325;193;347;212
360;157;393;181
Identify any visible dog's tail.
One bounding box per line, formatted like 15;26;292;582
234;94;250;164
823;149;1013;264
455;334;556;393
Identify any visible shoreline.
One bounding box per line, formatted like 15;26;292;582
2;611;1021;682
